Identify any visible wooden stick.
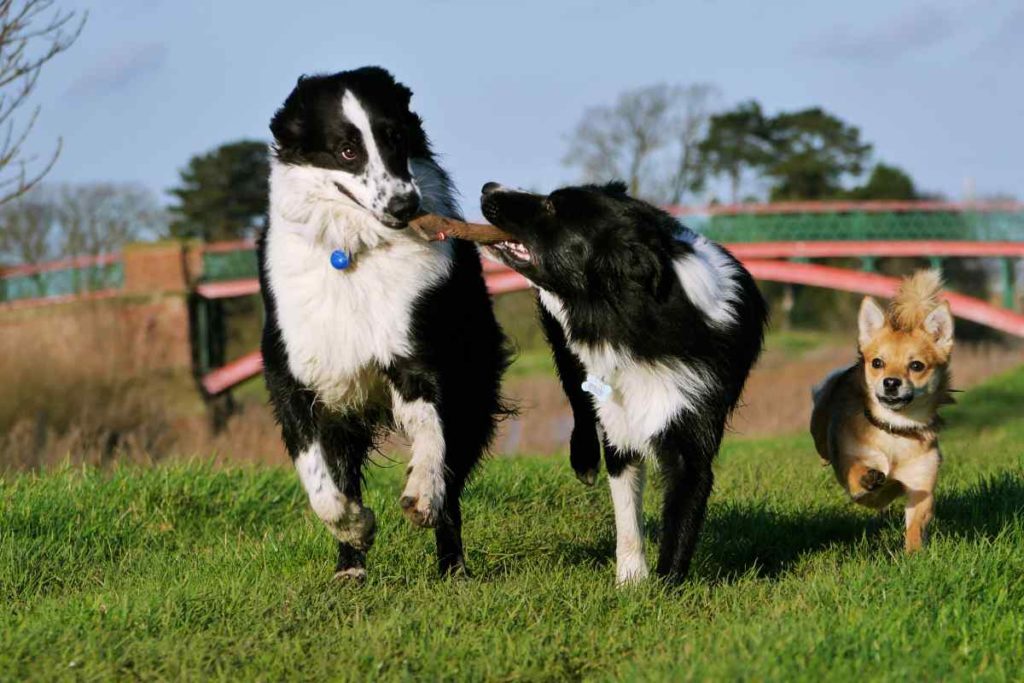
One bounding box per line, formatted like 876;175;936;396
409;213;514;244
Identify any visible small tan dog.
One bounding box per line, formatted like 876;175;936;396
811;270;954;551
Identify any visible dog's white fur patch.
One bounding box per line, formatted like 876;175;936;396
337;90;417;218
392;390;448;523
295;443;375;549
609;462;648;584
266;159;454;408
674;230;741;328
537;290;713;457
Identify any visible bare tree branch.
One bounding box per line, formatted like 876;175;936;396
0;1;85;206
54;183;164;259
1;182;164;276
668;83;720;204
563;83;719;204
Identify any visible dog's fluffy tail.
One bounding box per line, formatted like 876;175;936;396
889;269;943;331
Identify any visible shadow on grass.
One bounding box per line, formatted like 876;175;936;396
519;470;1024;585
699;502;882;583
935;470;1024;540
701;470;1024;583
945;388;1024;434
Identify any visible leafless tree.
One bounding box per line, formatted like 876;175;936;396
0;183;52;262
667;83;719;205
1;182;163;269
0;1;86;206
563;83;719;203
55;183;164;259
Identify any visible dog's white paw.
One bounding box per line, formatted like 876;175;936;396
400;468;445;528
333;566;367;583
615;555;650;586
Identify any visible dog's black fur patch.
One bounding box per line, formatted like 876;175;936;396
481;181;768;582
260;67;510;578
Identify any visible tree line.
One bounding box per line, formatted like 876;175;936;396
563;84;920;205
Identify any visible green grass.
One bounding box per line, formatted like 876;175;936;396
762;328;846;358
506;347;557;378
3;369;1024;681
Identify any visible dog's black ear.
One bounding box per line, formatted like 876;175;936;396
602;181;629;197
392;80;413;109
357;66;413;109
270;77;309;147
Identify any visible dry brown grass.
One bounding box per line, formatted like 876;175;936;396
0;298;197;470
3;298;1022;471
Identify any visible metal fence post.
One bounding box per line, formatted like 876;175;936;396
1001;257;1016;310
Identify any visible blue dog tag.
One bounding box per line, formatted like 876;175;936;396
581;374;612;402
330;250;350;270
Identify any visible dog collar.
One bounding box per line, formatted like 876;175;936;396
863;408;941;442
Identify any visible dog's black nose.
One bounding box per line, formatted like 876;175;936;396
387;192;420;222
883;377;902;393
482;182;501;195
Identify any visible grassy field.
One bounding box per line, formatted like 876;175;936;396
2;366;1023;681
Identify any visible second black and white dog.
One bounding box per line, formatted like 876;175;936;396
259;67;509;580
477;181;768;584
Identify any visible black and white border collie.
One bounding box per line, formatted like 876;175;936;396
478;181;768;584
259;67;509;580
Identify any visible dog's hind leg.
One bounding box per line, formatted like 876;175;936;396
434;481;468;576
654;428;719;583
431;401;492;577
538;300;601;485
605;445;648;585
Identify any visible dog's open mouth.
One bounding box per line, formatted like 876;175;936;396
878;394;913;409
487;240;532;264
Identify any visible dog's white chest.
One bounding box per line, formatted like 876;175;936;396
267;231;453;407
538;290;711;457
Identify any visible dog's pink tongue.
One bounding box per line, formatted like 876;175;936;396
409;214;514;244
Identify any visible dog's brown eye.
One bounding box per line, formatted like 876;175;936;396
871;358;884;369
340;146;358;161
909;360;925;372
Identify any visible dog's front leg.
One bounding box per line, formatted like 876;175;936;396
388;373;447;529
297;433;377;582
897;450;939;551
266;362;376;581
538;300;601;485
904;489;934;551
605;445;648;585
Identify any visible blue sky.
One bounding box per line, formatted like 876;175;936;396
23;0;1024;217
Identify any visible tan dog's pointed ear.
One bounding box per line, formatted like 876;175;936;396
925;301;954;354
858;297;885;348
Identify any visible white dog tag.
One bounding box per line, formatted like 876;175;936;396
581;374;612;402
